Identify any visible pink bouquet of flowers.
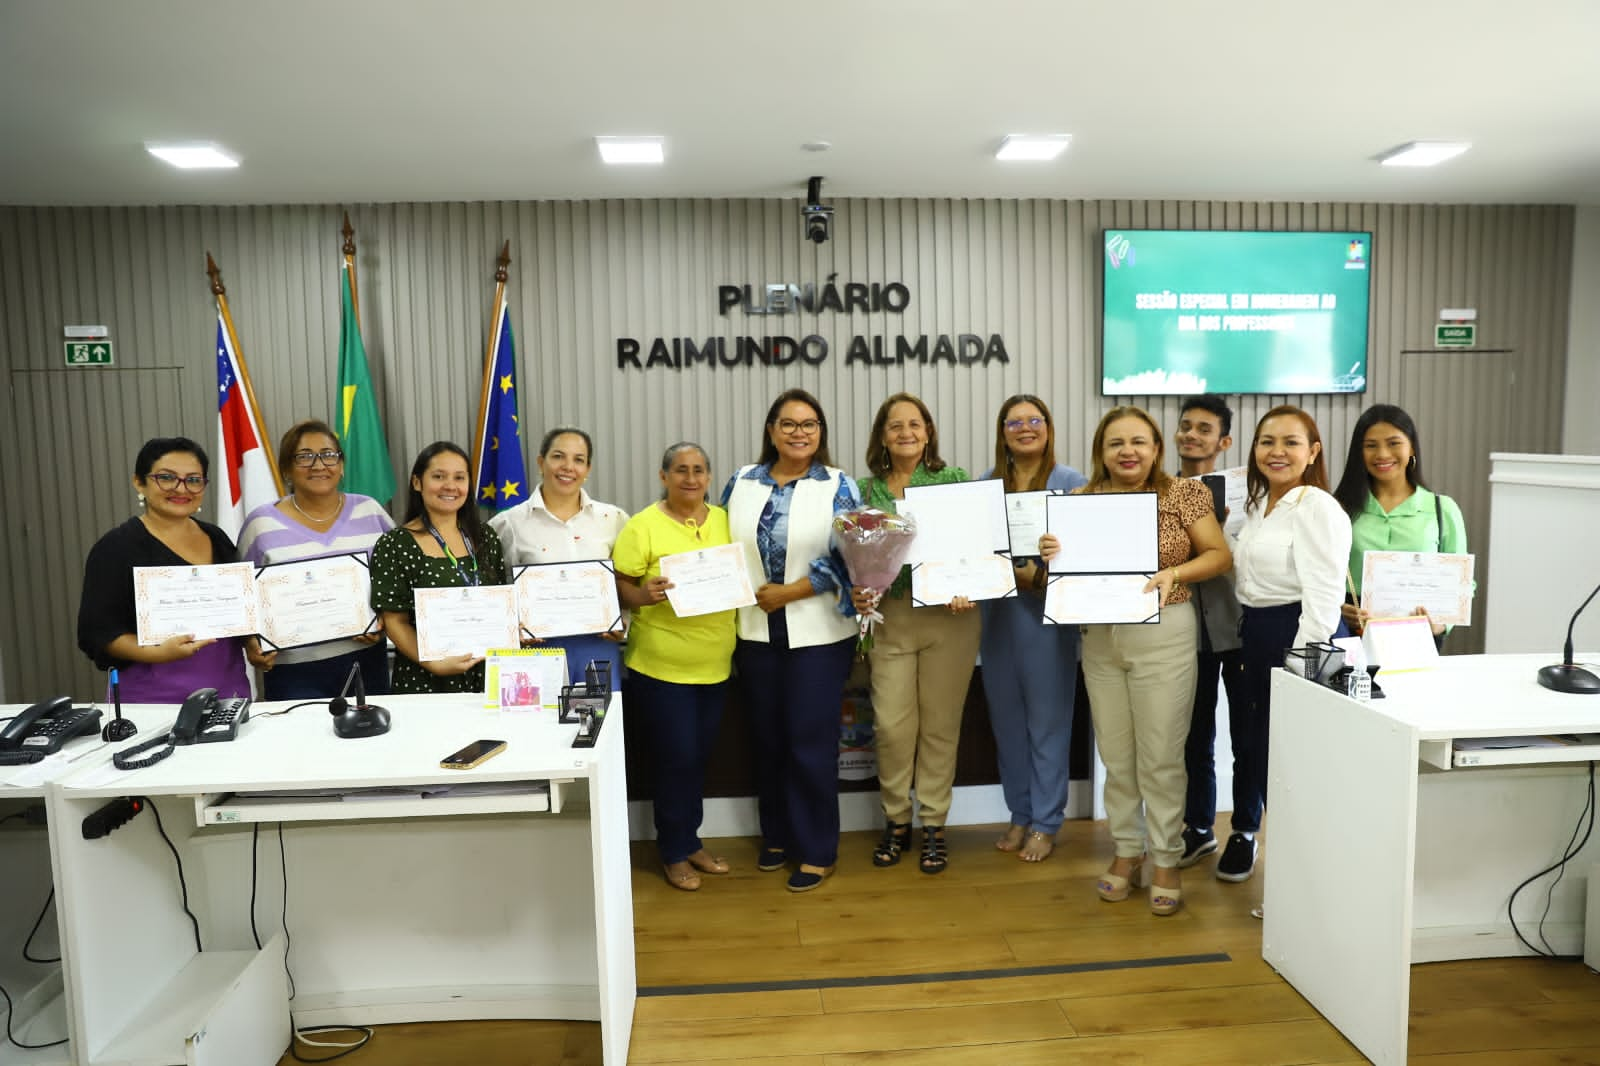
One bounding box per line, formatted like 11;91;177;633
833;507;918;653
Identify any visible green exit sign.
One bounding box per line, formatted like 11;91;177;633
1435;324;1475;349
65;340;114;366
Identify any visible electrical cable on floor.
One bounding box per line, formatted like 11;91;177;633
21;888;59;964
0;980;68;1049
275;823;374;1061
141;796;202;953
1507;761;1594;959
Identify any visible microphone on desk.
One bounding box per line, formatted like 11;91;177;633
329;662;392;739
101;668;138;742
1536;577;1600;694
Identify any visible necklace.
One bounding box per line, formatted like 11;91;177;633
660;500;706;527
290;492;342;524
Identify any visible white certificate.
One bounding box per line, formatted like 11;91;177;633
413;585;521;661
1003;490;1062;558
515;561;623;638
1043;574;1161;625
1208;465;1248;538
660;542;757;618
1360;551;1475;626
255;554;375;650
910;554;1017;606
1362;615;1440;673
903;480;1009;555
134;562;260;644
1045;492;1159;574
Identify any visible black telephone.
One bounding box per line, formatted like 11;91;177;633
171;688;251;745
0;696;104;763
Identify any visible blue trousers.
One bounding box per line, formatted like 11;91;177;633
1183;646;1249;832
978;595;1079;836
628;669;726;864
734;609;855;868
263;642;390;701
1231;603;1302;833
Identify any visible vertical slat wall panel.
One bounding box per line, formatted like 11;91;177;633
0;199;1575;698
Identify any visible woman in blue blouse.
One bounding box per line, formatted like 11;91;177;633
1333;404;1468;638
721;388;860;893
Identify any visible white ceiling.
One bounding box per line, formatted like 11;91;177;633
2;0;1598;207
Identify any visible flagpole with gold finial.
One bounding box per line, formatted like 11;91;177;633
471;240;511;485
342;211;361;327
206;252;285;497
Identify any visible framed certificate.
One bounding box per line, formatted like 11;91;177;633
413;585;521;661
660;542;757;618
134;562;260;644
1043;574;1161;625
514;560;624;639
254;553;377;651
1359;550;1475;626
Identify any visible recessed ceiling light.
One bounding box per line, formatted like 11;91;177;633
995;134;1071;162
144;142;240;169
596;136;665;165
1377;141;1471;167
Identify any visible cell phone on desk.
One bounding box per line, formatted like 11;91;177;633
441;739;507;770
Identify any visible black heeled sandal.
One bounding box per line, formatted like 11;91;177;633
872;821;912;867
919;826;948;874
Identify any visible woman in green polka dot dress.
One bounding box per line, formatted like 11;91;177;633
371;441;508;694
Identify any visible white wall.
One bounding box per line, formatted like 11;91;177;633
1564;205;1600;455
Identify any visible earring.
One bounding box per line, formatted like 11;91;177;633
137;492;146;506
1408;455;1417;468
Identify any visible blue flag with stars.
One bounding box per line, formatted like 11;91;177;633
472;297;527;510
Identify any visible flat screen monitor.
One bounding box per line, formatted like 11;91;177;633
1101;229;1372;395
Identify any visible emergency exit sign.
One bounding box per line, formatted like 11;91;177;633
1435;324;1475;348
65;341;114;366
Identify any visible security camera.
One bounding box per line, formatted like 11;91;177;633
803;203;834;244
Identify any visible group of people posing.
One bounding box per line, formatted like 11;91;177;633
75;391;1464;911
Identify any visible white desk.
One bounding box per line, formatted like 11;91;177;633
1264;654;1600;1066
46;695;636;1066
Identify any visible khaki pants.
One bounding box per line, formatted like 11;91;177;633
869;594;981;825
1081;602;1199;868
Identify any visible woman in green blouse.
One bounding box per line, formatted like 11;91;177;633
851;392;980;874
371;442;508;694
1333;404;1468;638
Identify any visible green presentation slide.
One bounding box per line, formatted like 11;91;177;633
1102;230;1372;395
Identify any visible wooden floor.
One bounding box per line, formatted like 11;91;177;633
277;819;1600;1065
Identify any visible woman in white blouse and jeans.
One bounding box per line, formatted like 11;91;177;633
1224;405;1351;884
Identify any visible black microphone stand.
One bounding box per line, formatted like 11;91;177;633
1537;579;1600;694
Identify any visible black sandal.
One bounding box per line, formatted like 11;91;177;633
872;821;912;867
919;826;948;874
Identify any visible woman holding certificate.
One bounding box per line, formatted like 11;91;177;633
489;427;628;684
237;420;394;699
722;388;860;894
852;393;979;875
77;437;264;703
977;394;1087;863
370;442;508;695
612;442;738;893
1333;404;1467;640
1042;407;1230;915
1226;405;1350;884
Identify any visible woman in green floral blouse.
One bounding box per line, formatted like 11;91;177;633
851;393;980;874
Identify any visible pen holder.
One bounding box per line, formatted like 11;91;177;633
558;682;608;726
583;659;612;701
1286;641;1344;685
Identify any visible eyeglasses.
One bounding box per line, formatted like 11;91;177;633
1005;417;1047;431
148;472;209;491
292;449;345;468
776;419;821;436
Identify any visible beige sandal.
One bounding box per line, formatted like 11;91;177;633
995;825;1027;852
1096;856;1146;902
686;850;730;875
1019;830;1055;863
663;861;702;892
1150;873;1183;916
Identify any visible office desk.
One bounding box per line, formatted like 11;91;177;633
1264;654;1600;1066
47;695;635;1066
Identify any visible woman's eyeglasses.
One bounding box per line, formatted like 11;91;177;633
1005;417;1047;431
292;449;345;468
148;472;209;491
776;419;821;436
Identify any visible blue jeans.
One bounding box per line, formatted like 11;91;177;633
628;669;726;864
1183;646;1249;832
263;642;390;701
734;609;855;868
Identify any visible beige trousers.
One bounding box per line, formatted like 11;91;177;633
869;593;981;825
1080;601;1199;867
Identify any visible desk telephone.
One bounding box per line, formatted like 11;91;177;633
0;696;103;763
173;688;251;744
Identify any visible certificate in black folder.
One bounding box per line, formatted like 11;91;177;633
513;559;624;639
900;481;1015;606
1041;493;1161;625
254;552;378;651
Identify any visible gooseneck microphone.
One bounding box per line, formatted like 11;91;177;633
329;662;392;738
1536;578;1600;695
